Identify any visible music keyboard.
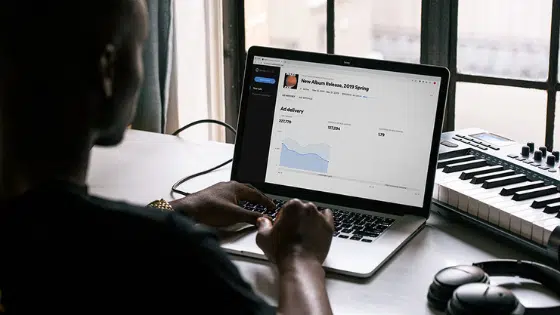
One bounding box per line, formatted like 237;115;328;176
432;128;560;263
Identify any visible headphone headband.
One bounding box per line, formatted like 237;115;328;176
472;259;560;315
473;259;560;294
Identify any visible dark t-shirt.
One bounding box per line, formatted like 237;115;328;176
0;181;275;314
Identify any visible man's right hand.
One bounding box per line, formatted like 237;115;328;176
255;199;334;269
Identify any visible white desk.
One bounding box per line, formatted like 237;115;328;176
88;129;560;315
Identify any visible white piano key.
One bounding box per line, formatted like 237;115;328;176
462;184;497;216
483;183;539;225
514;207;555;240
436;171;467;203
494;199;534;229
469;187;512;220
532;216;560;245
509;206;535;234
439;185;449;203
446;181;484;212
446;180;474;209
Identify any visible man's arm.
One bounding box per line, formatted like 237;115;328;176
276;255;332;315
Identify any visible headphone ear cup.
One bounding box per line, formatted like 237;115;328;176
427;265;489;311
446;283;522;315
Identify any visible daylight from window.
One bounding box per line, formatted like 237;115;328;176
245;0;556;146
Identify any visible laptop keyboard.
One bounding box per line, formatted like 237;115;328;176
239;199;395;243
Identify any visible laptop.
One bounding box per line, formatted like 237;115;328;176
222;46;450;278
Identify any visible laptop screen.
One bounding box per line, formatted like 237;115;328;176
233;55;444;209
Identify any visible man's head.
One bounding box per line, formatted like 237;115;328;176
0;0;148;148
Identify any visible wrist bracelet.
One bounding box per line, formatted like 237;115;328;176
147;198;174;211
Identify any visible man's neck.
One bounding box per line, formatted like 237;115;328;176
0;134;92;200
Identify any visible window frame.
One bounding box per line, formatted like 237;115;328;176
224;0;560;148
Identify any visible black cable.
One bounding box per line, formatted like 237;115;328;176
170;119;236;197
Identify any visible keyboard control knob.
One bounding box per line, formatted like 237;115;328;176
534;150;543;162
547;155;556;166
521;145;530;157
527;142;535;152
553;151;560;161
539;146;547;157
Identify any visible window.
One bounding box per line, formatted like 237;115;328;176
225;0;560;148
334;0;421;63
244;0;327;53
453;0;555;148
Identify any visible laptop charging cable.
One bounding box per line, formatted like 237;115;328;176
170;119;236;197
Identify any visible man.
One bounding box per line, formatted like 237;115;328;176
0;1;334;314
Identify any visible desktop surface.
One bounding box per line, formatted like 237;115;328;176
87;129;560;315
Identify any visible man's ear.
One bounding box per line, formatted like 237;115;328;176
99;44;116;99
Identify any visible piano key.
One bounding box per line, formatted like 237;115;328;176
531;193;560;208
544;201;560;214
510;206;535;234
459;165;503;180
532;217;560;245
512;185;558;201
483;193;530;225
468;186;515;219
471;169;515;184
466;187;497;216
482;174;526;189
476;185;532;222
494;199;535;228
443;159;487;173
500;180;544;196
518;208;542;239
441;177;483;212
446;181;484;211
510;203;557;238
518;210;557;241
437;155;476;168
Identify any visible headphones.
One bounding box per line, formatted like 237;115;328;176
427;259;560;315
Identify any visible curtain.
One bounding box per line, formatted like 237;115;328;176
131;0;176;133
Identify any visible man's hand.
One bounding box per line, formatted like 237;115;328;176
169;181;276;228
256;199;334;268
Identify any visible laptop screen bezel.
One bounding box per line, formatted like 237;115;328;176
231;46;449;218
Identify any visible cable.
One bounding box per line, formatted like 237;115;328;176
170;119;236;197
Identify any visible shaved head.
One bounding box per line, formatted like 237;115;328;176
0;0;148;198
0;0;148;145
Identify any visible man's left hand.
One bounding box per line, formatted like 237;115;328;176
169;181;276;228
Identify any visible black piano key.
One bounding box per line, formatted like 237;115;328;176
470;169;515;184
482;174;526;189
443;159;487;173
531;193;560;208
512;185;558;201
500;180;545;196
545;202;560;214
459;165;503;180
437;155;476;169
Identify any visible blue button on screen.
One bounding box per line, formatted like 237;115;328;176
254;76;276;84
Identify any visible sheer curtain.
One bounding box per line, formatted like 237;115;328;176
131;0;225;142
174;0;226;142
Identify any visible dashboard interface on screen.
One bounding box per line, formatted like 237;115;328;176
236;56;442;208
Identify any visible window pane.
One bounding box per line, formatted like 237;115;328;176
554;92;560;147
457;0;552;81
455;83;546;144
244;0;326;52
334;0;421;63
